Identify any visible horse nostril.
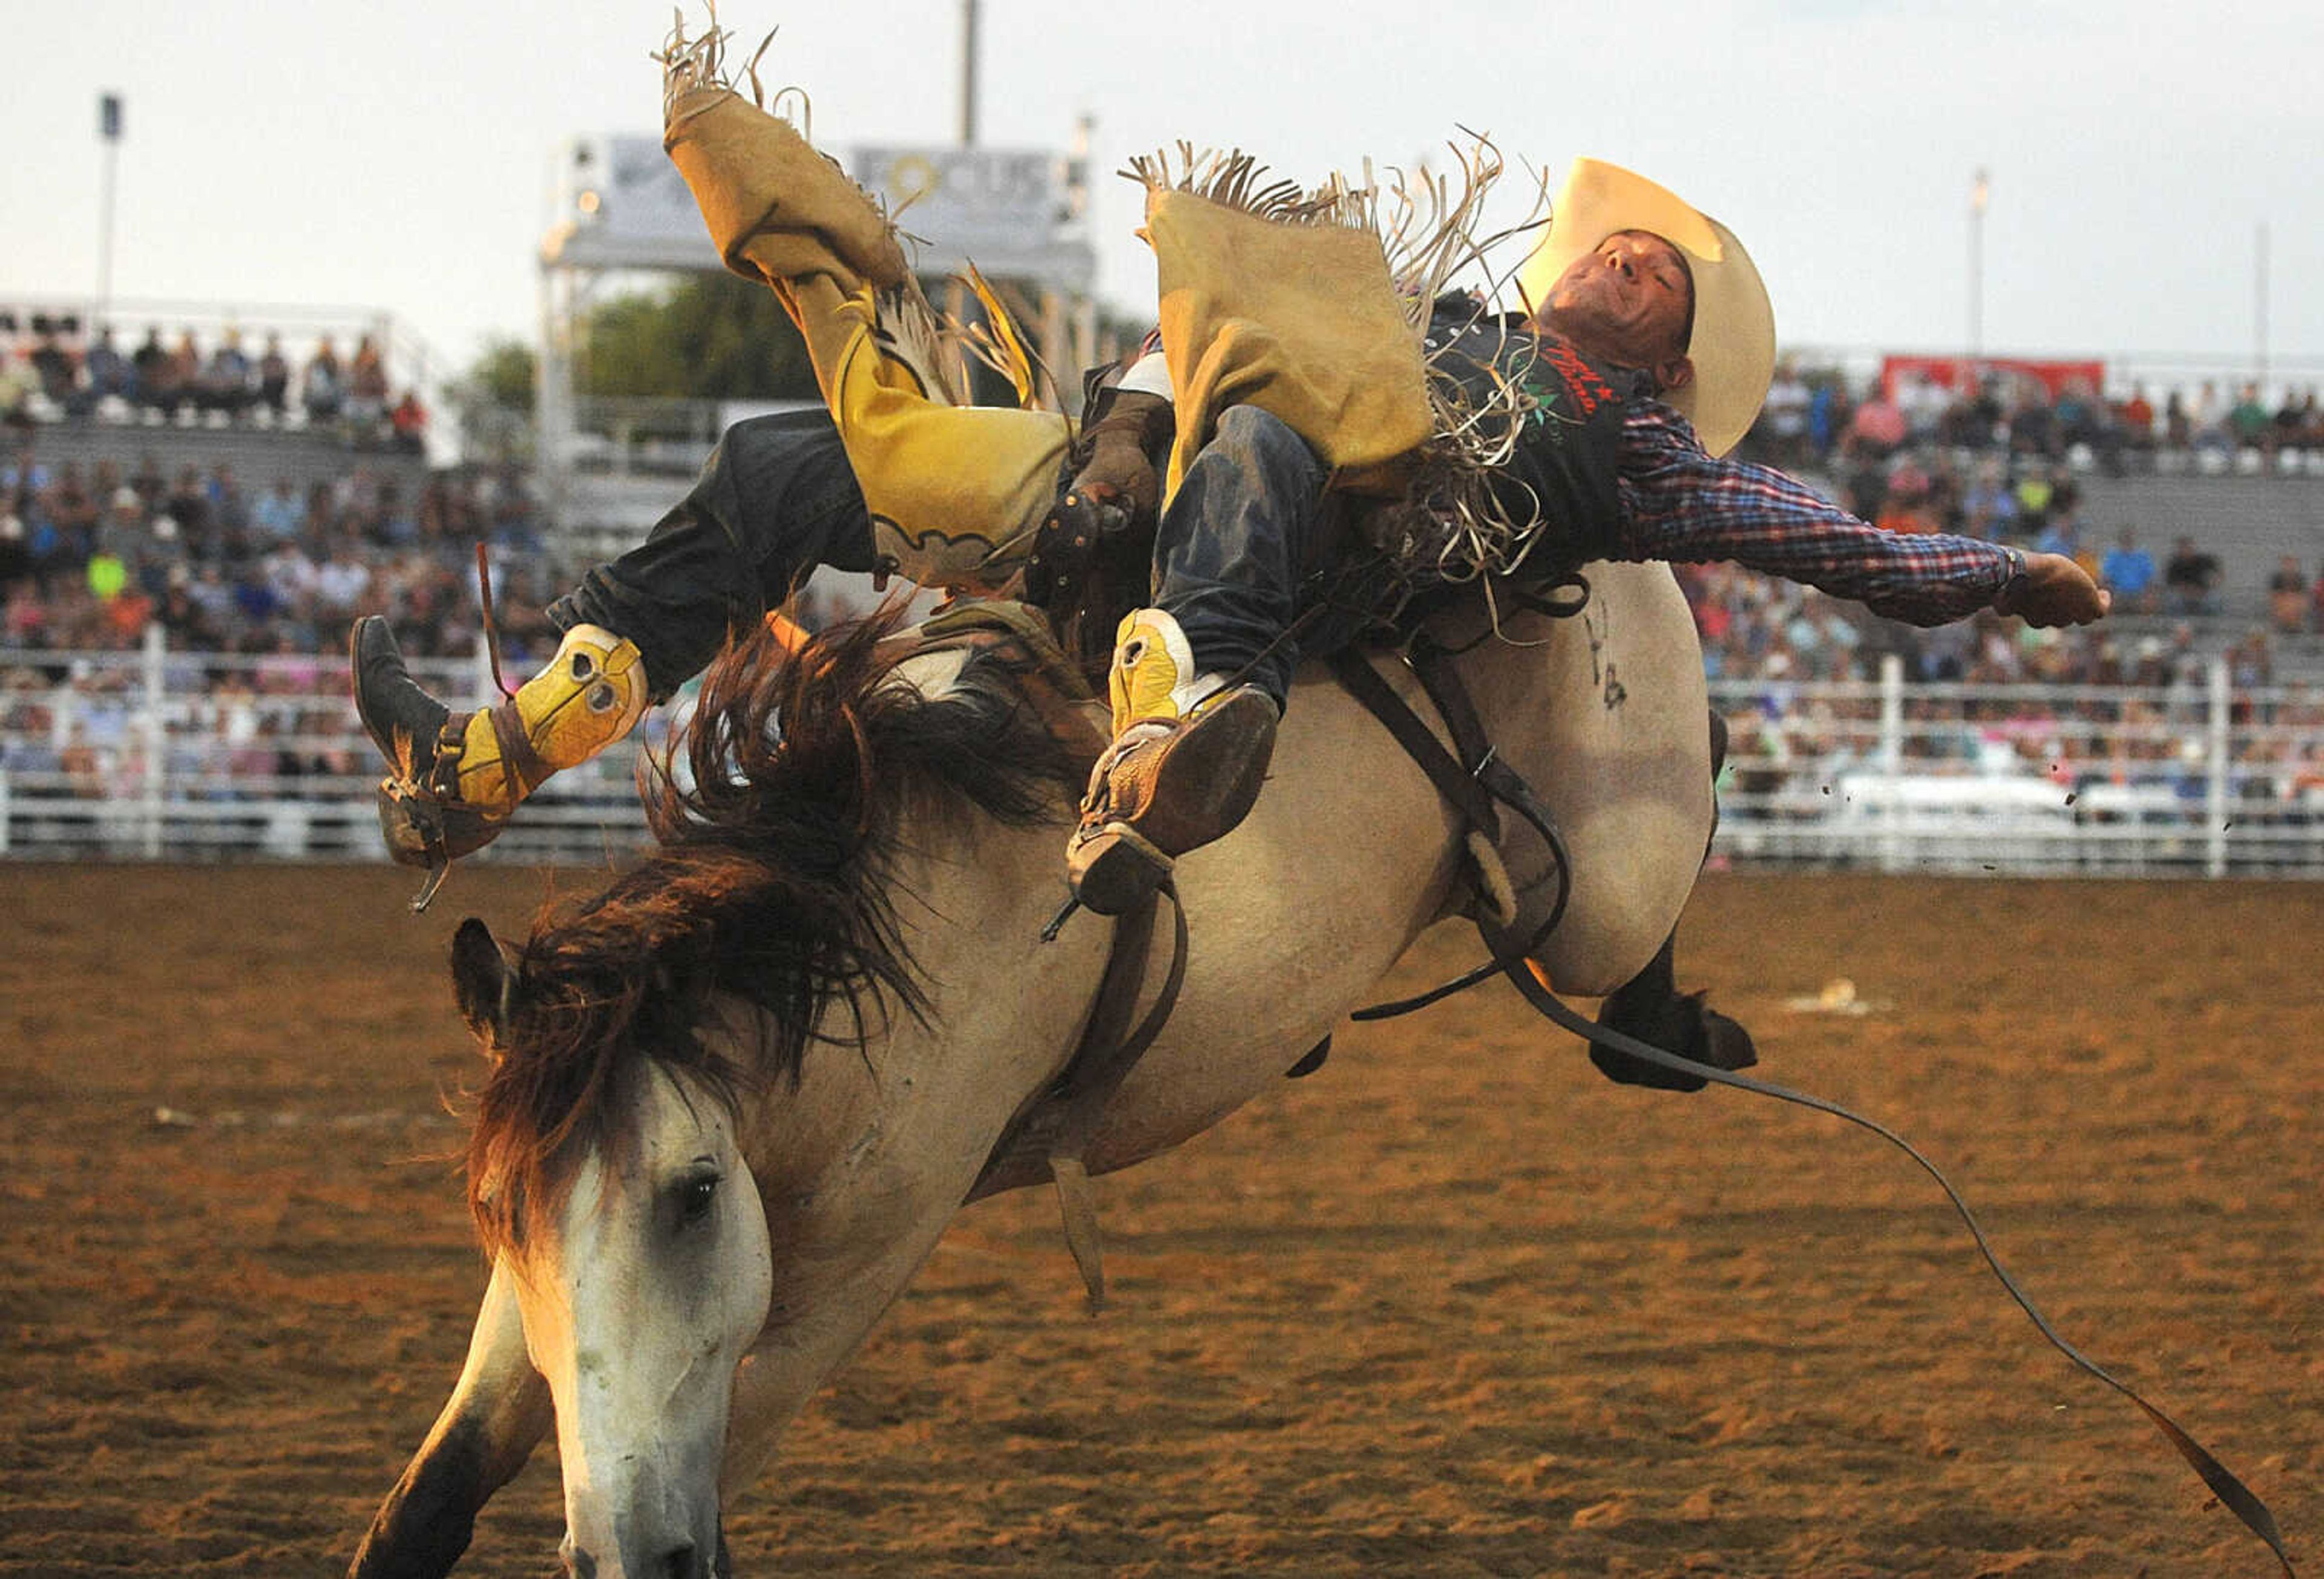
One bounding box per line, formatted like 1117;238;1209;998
660;1543;703;1579
562;1549;599;1579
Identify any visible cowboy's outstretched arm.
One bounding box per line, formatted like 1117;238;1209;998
1614;404;2107;628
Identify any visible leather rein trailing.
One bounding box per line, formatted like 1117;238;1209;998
1330;636;2295;1577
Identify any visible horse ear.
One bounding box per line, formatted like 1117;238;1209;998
450;917;515;1048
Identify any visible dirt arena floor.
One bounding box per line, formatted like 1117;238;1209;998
4;863;2319;1577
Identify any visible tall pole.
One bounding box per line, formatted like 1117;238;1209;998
1968;167;1989;381
2255;219;2270;388
959;0;979;146
96;93;123;327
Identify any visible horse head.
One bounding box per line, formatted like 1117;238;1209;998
452;916;770;1579
425;616;1090;1577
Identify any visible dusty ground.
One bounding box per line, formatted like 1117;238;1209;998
2;864;2318;1577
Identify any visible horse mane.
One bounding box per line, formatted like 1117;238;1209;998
464;606;1086;1254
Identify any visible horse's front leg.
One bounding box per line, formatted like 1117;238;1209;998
348;1258;552;1578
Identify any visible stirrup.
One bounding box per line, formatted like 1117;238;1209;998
1066;822;1173;916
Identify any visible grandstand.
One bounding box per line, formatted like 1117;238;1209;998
24;412;434;513
5;280;2322;874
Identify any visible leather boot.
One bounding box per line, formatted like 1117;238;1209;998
1065;609;1278;914
351;617;648;870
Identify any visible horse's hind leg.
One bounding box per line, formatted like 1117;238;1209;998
348;1259;551;1579
1589;928;1758;1090
1587;709;1753;1091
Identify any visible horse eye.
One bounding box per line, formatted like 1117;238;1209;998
675;1174;719;1226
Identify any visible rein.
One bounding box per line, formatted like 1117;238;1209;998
1331;641;2296;1578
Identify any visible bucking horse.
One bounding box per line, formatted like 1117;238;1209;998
346;562;1762;1577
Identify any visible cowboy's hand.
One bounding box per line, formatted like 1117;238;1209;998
1995;551;2110;626
1062;390;1170;537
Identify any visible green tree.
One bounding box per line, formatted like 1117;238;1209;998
464;336;537;413
452;335;539;464
578;272;816;400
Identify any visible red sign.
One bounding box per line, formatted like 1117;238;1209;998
1881;354;2106;402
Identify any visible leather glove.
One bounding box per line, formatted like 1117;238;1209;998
1994;548;2111;627
1059;390;1172;539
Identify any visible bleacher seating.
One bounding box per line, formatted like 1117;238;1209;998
22;419;432;507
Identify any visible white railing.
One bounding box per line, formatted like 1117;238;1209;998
0;626;656;868
3;634;2319;875
1707;655;2324;876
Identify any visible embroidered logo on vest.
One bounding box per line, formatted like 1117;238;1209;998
1536;338;1617;417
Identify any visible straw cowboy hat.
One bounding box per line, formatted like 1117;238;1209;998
1517;157;1776;458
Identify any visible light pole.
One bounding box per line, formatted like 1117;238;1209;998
1967;166;1989;384
96;93;123;328
2255;218;2269;389
959;0;979;146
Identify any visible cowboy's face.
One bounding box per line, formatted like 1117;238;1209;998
1541;230;1696;390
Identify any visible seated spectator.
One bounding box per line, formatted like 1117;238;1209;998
252;477;304;543
2053;376;2116;470
2188;381;2231;455
169;330;203;418
163;465;212;554
1758;359;1810;465
389;389;428;455
347;333;390;436
255;333;291;421
199;332;254;423
2228;382;2272;454
2162;388;2191;450
2162;534;2223;616
2006;384;2056;459
2098;528;2158;613
1807;376;1849;464
303;336;345;425
1875;462;1936;534
131;327;182;421
80;326;133;416
2268;555;2308;635
0;508;28;589
2274;389;2315;456
1844;377;1906;460
30;323;80;411
1;353;38;436
2114;383;2157;453
2034;507;2084;565
1896;371;1949;447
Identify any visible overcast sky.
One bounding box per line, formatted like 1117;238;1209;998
4;1;2317;389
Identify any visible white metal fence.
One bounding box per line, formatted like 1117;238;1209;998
3;633;2319;875
1708;655;2324;876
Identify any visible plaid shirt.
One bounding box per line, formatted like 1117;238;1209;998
1616;399;2014;628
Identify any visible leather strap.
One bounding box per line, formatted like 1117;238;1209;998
1333;632;2293;1576
967;885;1190;1312
1500;962;2294;1578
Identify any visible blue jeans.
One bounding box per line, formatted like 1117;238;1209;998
549;410;875;699
1152;404;1348;707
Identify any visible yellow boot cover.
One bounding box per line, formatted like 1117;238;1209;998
660;45;1067;596
454;625;646;818
1106;608;1221;737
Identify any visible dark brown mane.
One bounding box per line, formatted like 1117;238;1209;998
464;607;1086;1253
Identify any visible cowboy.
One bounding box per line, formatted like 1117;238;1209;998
352;115;2102;897
1059;158;2107;909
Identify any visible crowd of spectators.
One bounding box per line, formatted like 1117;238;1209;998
1731;359;2324;651
1;312;428;454
0;440;555;665
1745;361;2324;479
1678;560;2324;816
2;343;2321;852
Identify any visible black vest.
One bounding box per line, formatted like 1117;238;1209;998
1422;302;1649;566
